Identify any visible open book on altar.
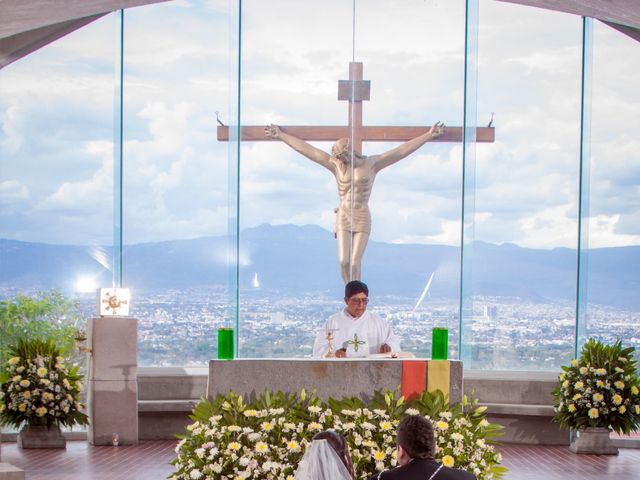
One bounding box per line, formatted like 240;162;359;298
367;352;416;359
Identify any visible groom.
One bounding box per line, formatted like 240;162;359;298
371;415;477;480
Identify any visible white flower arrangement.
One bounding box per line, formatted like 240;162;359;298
170;389;506;480
553;338;640;434
0;338;88;429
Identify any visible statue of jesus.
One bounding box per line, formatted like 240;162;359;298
265;122;445;283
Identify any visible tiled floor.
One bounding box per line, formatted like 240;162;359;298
2;441;640;480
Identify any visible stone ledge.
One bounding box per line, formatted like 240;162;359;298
138;399;199;413
0;463;25;480
480;402;555;417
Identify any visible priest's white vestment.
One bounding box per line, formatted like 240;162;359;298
312;309;401;358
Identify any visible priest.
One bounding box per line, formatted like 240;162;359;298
313;280;401;358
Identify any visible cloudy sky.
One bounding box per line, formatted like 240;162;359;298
1;0;639;250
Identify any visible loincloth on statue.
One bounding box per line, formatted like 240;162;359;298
333;206;371;237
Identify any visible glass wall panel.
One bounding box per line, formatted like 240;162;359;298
121;2;229;366
462;1;583;370
0;16;116;337
236;0;465;358
580;22;640;359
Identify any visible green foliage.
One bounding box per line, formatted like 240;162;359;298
553;338;640;434
0;290;85;362
0;336;89;429
171;388;506;480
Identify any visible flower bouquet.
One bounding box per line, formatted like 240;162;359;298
0;338;89;448
552;338;640;453
170;388;506;480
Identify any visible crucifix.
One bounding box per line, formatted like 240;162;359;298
217;61;495;283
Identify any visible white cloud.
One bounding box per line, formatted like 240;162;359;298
587;214;640;248
1;0;639;251
0;179;29;203
39;142;113;214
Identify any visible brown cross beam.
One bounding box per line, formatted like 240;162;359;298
217;61;494;155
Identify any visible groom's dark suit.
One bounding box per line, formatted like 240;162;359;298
370;458;477;480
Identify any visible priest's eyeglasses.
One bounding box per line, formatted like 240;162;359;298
348;298;369;305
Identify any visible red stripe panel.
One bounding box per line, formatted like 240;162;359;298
401;360;427;401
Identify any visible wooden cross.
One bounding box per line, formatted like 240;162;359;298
217;61;494;154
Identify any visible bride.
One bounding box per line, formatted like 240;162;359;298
295;430;354;480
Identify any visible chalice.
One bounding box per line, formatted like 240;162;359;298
324;329;339;358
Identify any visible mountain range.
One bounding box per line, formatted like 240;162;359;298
1;223;639;310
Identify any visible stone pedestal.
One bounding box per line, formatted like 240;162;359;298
17;425;65;449
0;463;25;480
569;427;619;455
87;316;138;445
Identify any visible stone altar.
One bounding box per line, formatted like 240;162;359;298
207;359;463;404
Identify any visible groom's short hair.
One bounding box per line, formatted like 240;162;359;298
397;415;435;460
345;280;368;298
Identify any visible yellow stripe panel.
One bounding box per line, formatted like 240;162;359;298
427;360;450;399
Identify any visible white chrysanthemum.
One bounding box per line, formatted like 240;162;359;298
373;450;386;461
436;421;449;431
255;442;269;453
380;421;393;431
442;455;455;467
286;440;300;452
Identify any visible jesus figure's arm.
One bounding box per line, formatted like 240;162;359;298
265;124;334;172
372;121;444;173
